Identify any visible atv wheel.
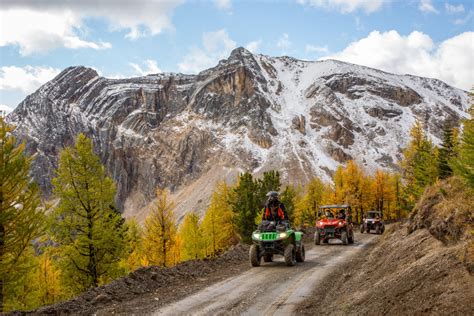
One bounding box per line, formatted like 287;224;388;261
296;244;305;262
314;231;321;245
341;231;348;245
249;245;261;267
263;254;273;262
323;238;329;244
381;225;385;234
284;244;296;266
360;225;364;233
348;232;354;244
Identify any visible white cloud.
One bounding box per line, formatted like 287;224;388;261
322;30;474;90
0;104;13;116
130;60;162;76
0;0;183;54
214;0;232;10
454;11;473;25
445;3;464;14
245;40;262;53
178;29;236;74
0;9;111;56
305;44;329;55
297;0;387;14
419;0;439;14
0;65;61;94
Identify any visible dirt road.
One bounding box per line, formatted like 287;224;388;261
154;232;378;316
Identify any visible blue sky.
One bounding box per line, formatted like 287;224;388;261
1;0;473;111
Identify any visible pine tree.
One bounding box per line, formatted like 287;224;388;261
143;188;177;267
256;171;281;208
0;118;44;311
391;173;405;219
122;218;145;272
279;185;299;224
179;212;204;260
451;97;474;188
202;182;237;256
230;172;260;243
51;134;126;293
437;124;457;179
3;248;37;311
401;120;438;206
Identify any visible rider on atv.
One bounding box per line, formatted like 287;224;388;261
261;191;288;224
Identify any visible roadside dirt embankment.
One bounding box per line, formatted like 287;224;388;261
298;177;474;315
30;244;250;315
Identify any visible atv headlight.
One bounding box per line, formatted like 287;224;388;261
338;221;343;226
279;232;287;239
252;232;261;240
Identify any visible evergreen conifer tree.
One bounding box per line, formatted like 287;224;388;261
0;118;44;311
51;134;126;292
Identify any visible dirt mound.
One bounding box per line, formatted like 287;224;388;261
30;244;250;315
408;177;473;245
298;178;474;315
298;224;474;315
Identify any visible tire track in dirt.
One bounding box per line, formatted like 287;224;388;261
155;232;378;316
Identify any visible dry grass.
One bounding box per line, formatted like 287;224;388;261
408;176;474;273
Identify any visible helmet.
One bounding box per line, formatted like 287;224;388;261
266;191;279;207
266;191;279;198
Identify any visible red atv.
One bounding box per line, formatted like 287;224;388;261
314;204;354;245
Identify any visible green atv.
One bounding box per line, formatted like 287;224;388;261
249;220;305;267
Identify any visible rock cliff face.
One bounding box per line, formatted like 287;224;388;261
8;47;469;220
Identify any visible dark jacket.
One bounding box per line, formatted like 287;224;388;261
262;203;288;222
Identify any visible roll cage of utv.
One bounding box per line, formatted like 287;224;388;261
314;204;354;245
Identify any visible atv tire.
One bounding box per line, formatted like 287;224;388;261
323;238;329;244
360;225;364;233
296;244;305;262
263;254;273;262
284;244;296;266
348;233;354;244
381;225;385;234
249;245;261;267
341;231;348;245
314;231;321;245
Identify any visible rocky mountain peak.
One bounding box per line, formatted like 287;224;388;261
7;50;470;222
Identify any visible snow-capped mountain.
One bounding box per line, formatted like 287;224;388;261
8;47;469;220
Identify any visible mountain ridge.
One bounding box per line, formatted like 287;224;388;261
7;47;470;221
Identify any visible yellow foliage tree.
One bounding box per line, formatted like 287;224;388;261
122;218;145;272
34;251;64;306
143;188;177;267
294;177;328;227
179;212;204;260
201;182;237;257
372;169;395;219
341;161;363;222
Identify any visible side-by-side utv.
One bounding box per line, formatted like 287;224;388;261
314;204;354;245
361;210;385;234
249;221;305;267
